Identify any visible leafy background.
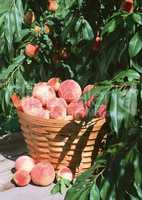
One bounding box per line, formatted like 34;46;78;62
0;0;142;199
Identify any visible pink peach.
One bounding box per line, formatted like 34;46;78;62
32;82;56;106
58;80;82;103
13;170;31;187
67;100;87;120
21;96;44;117
47;77;61;91
15;155;35;173
57;166;73;181
31;162;55;186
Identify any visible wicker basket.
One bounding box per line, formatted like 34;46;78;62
17;110;107;175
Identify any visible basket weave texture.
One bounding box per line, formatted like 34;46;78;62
17;110;107;175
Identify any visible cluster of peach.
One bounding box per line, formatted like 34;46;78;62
11;78;106;121
12;155;73;187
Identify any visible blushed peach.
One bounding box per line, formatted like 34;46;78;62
21;96;44;117
31;162;55;186
47;77;61;92
32;82;56;106
58;80;82;103
15;155;35;173
57;166;73;181
25;43;39;57
67;100;87;120
13;170;31;187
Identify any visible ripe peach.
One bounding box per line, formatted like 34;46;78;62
47;77;61;92
57;166;73;182
32;82;56;106
50;105;67;119
15;155;35;173
31;162;55;186
47;97;67;119
13;170;31;187
58;80;82;103
67;100;87;120
48;0;58;11
121;0;133;13
21;96;44;117
47;97;67;110
83;84;94;108
25;43;39;58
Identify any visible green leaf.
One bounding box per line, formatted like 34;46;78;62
51;182;60;194
129;32;142;58
132;13;142;25
131;60;142;73
113;69;140;82
109;89;124;133
65;188;85;200
90;183;100;200
78;188;90;200
124;88;137;127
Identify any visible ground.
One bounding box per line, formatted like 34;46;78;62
0;132;65;200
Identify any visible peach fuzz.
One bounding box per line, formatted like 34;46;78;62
15;155;35;173
31;162;55;186
13;170;31;187
57;166;73;182
58;80;82;103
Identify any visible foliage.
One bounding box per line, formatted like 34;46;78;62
0;0;142;199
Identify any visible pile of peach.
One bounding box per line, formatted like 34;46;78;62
12;155;73;187
11;78;106;120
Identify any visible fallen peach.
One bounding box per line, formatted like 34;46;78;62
31;162;55;186
57;166;73;182
15;155;35;173
13;170;31;187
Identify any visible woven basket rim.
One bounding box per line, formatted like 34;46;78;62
17;110;105;126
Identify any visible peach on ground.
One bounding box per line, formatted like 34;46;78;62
13;170;31;187
15;155;35;173
32;82;56;106
57;166;73;181
58;80;82;103
21;96;44;117
31;162;55;186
